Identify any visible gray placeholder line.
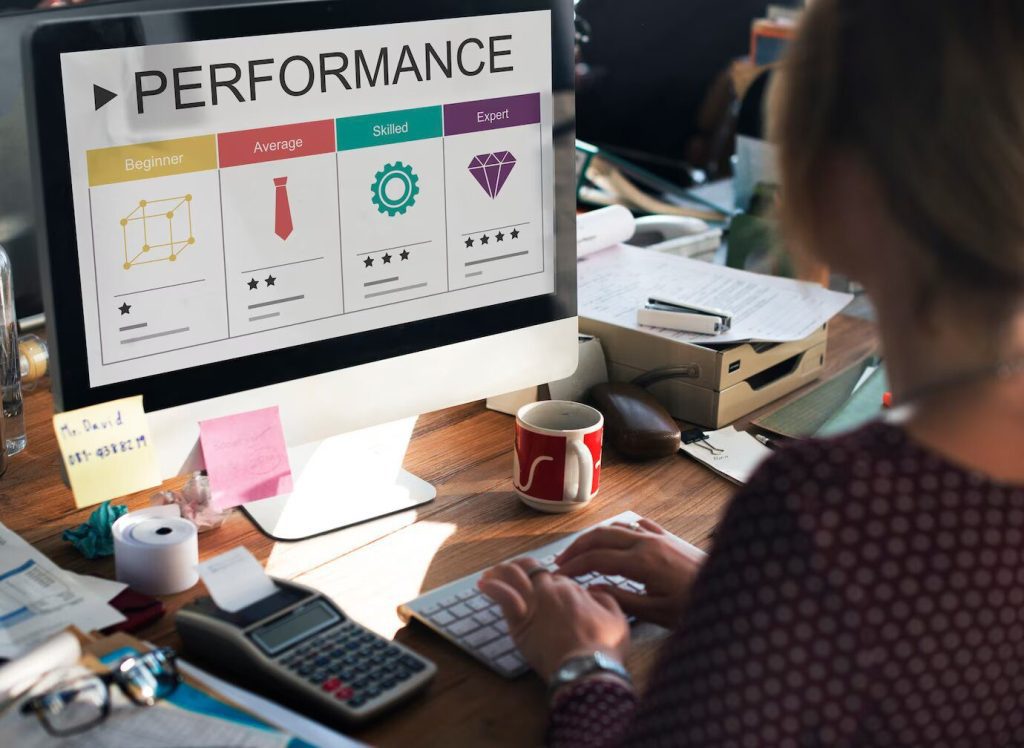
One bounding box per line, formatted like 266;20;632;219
241;257;325;274
364;276;399;287
465;271;483;278
249;312;281;322
119;322;148;332
114;279;204;298
365;282;428;299
465;251;529;267
121;327;190;344
248;294;305;310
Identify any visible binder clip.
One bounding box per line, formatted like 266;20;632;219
680;428;725;455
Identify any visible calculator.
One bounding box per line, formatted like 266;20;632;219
176;578;436;725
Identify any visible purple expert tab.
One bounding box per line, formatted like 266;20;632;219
444;92;541;135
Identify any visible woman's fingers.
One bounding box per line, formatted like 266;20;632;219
637;518;666;534
478;578;529;623
555;526;640;565
482;560;535;598
587;584;658;618
556;548;647;580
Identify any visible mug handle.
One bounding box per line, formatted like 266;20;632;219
569;440;594;503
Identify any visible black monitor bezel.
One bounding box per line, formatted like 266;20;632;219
26;0;575;413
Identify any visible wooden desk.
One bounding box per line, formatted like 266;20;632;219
2;315;874;746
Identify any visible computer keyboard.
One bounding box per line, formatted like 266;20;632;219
398;510;706;678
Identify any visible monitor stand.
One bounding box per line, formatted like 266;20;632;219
242;418;436;541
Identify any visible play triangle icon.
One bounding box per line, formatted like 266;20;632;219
93;85;117;111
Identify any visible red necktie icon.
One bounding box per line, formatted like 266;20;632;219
273;177;293;240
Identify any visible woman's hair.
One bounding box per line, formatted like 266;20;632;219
769;0;1024;317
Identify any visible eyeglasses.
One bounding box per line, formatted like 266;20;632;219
20;647;181;737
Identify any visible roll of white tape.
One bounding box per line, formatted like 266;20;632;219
112;505;199;595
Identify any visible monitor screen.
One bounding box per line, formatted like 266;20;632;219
28;0;574;412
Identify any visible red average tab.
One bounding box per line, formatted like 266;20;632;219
218;120;335;167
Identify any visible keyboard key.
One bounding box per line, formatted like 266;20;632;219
448;603;473;618
473;610;498;626
607;575;626;585
496;653;524;673
480;636;517;660
494;619;509;634
431;610;456;626
466;597;491;611
439;595;460;608
463;626;502;648
420;601;442;615
446;618;479;636
456;588;477;600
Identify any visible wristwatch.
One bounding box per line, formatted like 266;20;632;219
548;651;632;698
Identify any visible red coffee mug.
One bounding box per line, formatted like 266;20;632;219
513;400;603;512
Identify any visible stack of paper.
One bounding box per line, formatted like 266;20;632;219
0;522;125;659
579;245;853;345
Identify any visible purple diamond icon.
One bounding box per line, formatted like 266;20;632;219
468;151;517;198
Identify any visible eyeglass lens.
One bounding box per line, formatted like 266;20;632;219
37;676;109;736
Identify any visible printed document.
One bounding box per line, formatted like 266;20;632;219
579;245;853;344
0;523;125;658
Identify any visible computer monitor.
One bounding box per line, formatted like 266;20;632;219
25;0;577;539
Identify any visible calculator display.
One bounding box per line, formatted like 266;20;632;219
250;600;339;655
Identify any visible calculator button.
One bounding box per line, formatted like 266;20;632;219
321;677;341;692
298;665;313;676
334;687;354;700
400;655;426;672
349;695;367;707
394;668;411;681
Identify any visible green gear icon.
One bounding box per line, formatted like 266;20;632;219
371;161;419;216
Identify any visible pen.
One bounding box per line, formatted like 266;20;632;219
754;434;779;450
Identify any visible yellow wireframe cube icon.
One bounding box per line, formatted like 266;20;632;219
120;194;195;270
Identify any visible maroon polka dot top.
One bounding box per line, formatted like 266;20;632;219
547;421;1024;747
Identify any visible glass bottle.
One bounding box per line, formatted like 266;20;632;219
0;245;25;456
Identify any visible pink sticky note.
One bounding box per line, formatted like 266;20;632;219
199;406;293;509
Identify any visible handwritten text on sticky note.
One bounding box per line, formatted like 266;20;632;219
199;406;293;510
52;395;162;508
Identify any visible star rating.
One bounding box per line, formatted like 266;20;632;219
465;237;474;248
247;278;259;290
382;253;392;264
495;231;505;242
118;302;131;315
364;256;374;268
266;275;276;287
400;249;410;261
511;228;520;239
480;234;490;245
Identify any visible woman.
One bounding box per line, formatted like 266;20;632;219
480;1;1024;745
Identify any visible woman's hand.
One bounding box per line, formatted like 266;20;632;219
555;518;704;628
478;558;630;682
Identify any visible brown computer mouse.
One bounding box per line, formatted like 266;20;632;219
590;382;681;460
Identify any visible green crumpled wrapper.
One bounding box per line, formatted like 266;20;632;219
62;501;128;559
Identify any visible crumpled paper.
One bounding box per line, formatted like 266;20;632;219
150;472;229;532
62;501;127;558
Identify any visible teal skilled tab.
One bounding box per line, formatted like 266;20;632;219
336;106;443;151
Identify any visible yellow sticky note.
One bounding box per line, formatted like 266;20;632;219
52;396;163;508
